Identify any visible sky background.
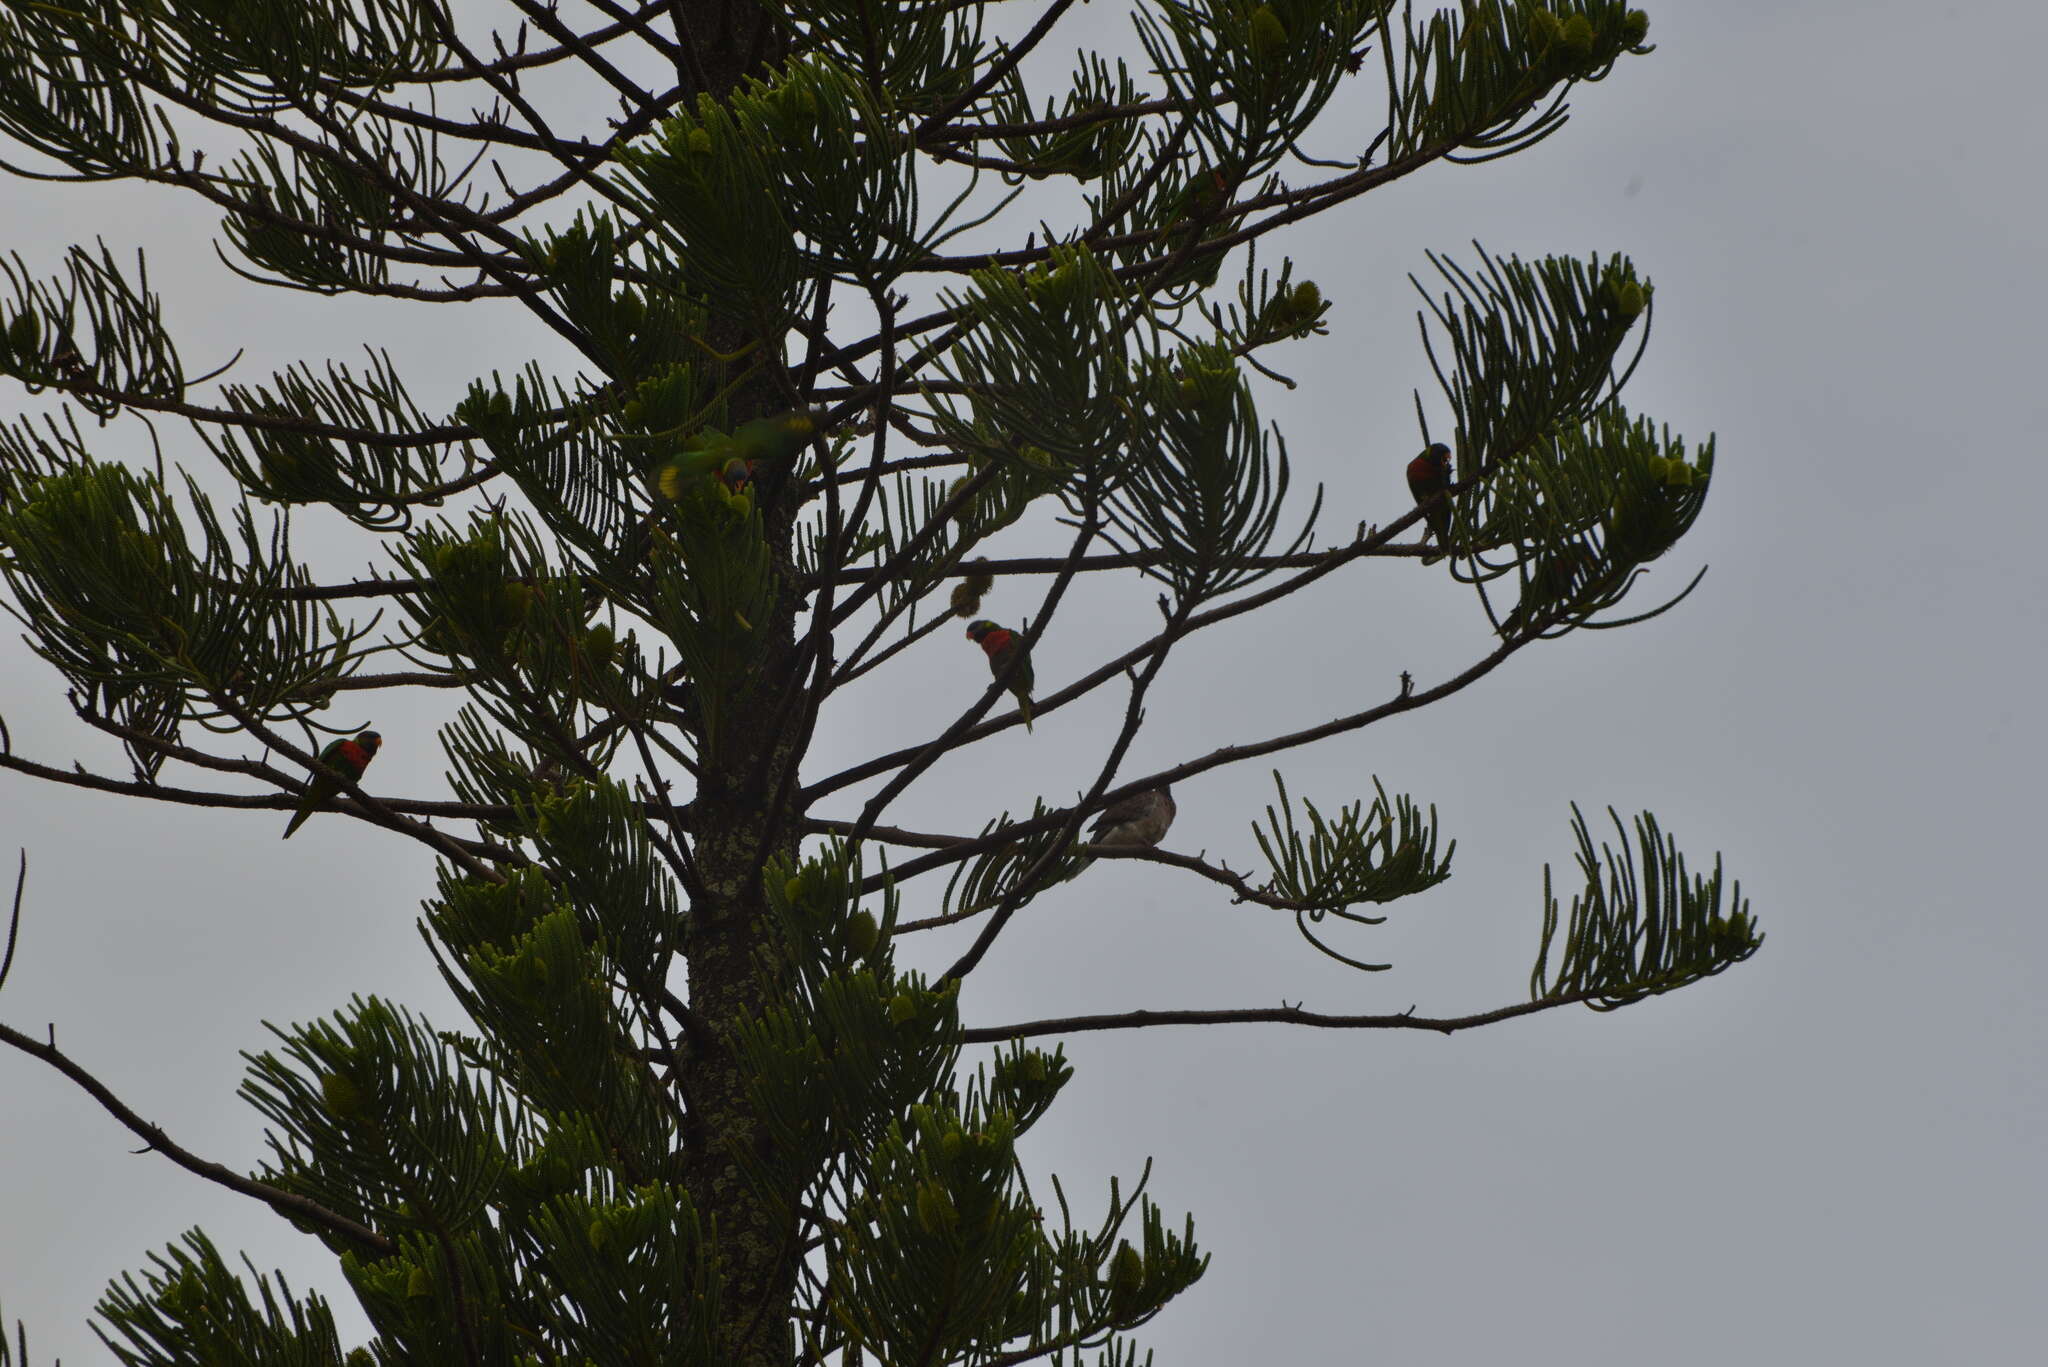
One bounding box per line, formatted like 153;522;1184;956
5;2;2047;1363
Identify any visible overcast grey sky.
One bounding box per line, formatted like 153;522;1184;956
5;3;2046;1363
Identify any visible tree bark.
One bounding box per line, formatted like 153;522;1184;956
669;6;804;1364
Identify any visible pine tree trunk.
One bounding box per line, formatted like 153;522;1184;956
684;784;802;1367
669;6;803;1363
680;522;807;1367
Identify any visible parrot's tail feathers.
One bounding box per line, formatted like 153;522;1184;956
1019;695;1034;731
281;811;307;839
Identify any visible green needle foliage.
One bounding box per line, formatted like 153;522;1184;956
0;2;1762;1363
1532;807;1761;1009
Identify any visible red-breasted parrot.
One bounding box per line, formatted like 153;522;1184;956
1406;442;1454;563
1089;785;1176;848
964;620;1034;731
282;730;382;839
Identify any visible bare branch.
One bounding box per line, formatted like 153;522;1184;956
813;541;1430;590
957;990;1602;1044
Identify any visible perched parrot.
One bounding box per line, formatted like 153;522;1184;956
282;731;382;839
1089;785;1176;849
1406;442;1454;563
964;620;1034;730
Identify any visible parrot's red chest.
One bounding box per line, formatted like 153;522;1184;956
335;740;375;773
977;629;1014;659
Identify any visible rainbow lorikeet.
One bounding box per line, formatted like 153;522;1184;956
1406;442;1454;563
964;620;1034;731
1089;785;1176;848
282;730;382;839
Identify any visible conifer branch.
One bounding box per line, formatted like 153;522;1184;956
0;744;509;828
0;1021;396;1255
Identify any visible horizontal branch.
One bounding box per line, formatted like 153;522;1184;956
0;1020;395;1254
917;97;1182;147
45;377;477;449
885;849;1306;933
0;747;516;845
898;142;1440;277
1093;844;1321;912
913;0;1081;141
812;541;1429;589
804;818;1319;929
957;989;1599;1044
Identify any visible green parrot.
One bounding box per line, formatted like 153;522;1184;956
282;730;382;839
964;620;1034;731
651;409;817;502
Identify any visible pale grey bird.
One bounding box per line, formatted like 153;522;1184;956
1088;785;1176;848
